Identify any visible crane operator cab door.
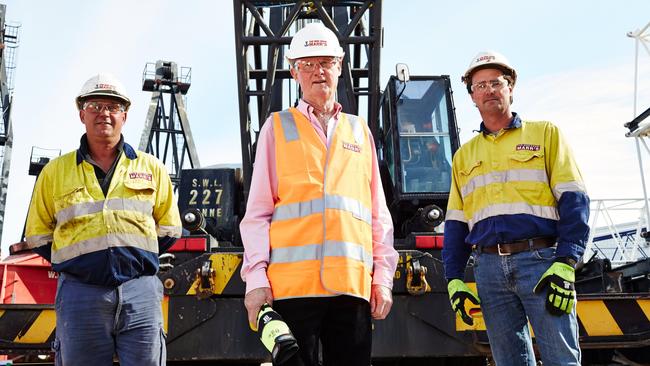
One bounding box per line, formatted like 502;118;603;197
378;76;460;198
377;75;461;243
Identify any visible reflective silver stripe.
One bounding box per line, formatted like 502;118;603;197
345;114;364;145
278;110;299;142
324;240;373;271
552;181;587;200
326;195;372;225
55;200;104;225
26;233;53;248
56;199;154;226
157;225;183;238
51;233;158;264
461;169;549;198
272;194;371;225
105;198;153;216
272;198;324;221
445;209;467;223
269;241;372;271
468;202;559;231
271;243;321;263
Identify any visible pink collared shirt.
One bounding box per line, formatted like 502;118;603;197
239;99;398;294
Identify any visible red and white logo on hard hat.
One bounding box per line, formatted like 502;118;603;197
96;83;116;91
476;55;496;64
304;39;328;47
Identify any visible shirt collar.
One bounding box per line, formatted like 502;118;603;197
297;99;343;121
479;112;521;134
76;134;136;164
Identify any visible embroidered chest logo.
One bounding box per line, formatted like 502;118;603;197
515;144;541;151
129;172;153;181
342;141;361;153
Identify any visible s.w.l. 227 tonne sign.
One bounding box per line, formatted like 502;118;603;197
178;168;240;244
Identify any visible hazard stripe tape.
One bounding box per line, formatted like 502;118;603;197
576;300;622;336
0;307;56;344
186;253;242;296
456;289;650;338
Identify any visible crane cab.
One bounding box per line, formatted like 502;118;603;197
377;75;461;246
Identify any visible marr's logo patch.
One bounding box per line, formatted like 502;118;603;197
129;172;153;181
342;142;361;153
516;144;541;151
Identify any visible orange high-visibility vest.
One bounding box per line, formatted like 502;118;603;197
267;107;373;301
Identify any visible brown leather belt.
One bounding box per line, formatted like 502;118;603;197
476;237;556;256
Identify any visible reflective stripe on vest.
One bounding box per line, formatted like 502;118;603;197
460;169;548;198
270;241;373;271
55;198;154;226
53;233;158;263
268;108;373;301
272;194;372;225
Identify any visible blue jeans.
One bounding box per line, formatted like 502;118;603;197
54;273;165;366
472;246;580;366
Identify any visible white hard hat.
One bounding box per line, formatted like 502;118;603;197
286;23;344;60
76;73;131;110
461;50;517;87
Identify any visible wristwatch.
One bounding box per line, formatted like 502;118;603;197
556;256;577;268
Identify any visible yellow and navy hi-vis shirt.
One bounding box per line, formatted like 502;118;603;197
25;139;182;286
442;113;590;280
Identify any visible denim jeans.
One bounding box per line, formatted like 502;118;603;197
54;273;165;366
472;246;580;366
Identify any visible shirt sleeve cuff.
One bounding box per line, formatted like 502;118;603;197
372;267;395;289
555;240;584;262
244;267;271;295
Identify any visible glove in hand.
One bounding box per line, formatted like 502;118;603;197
447;279;480;325
533;261;575;316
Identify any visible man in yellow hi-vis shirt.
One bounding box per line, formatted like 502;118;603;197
442;51;589;366
25;73;182;366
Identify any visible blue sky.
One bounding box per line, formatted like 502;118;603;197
1;0;650;255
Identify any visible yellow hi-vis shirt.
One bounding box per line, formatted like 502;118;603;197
446;120;586;231
267;108;374;301
26;146;181;272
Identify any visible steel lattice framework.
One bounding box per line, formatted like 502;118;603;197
139;60;200;189
0;4;19;244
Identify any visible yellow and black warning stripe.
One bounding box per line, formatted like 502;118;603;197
456;287;650;341
185;253;243;296
577;296;650;338
160;252;245;297
0;306;55;347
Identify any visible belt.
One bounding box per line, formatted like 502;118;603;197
475;237;556;256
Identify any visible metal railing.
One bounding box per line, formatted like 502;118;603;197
586;198;650;266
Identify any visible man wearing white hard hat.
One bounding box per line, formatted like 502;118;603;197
25;73;182;365
442;51;588;365
240;23;397;365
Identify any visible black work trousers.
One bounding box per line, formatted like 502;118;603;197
273;295;372;366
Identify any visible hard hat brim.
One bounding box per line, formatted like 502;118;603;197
462;63;517;84
76;91;131;110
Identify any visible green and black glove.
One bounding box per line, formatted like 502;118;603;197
533;259;576;316
447;279;480;325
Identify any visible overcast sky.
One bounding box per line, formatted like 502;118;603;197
1;0;650;256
